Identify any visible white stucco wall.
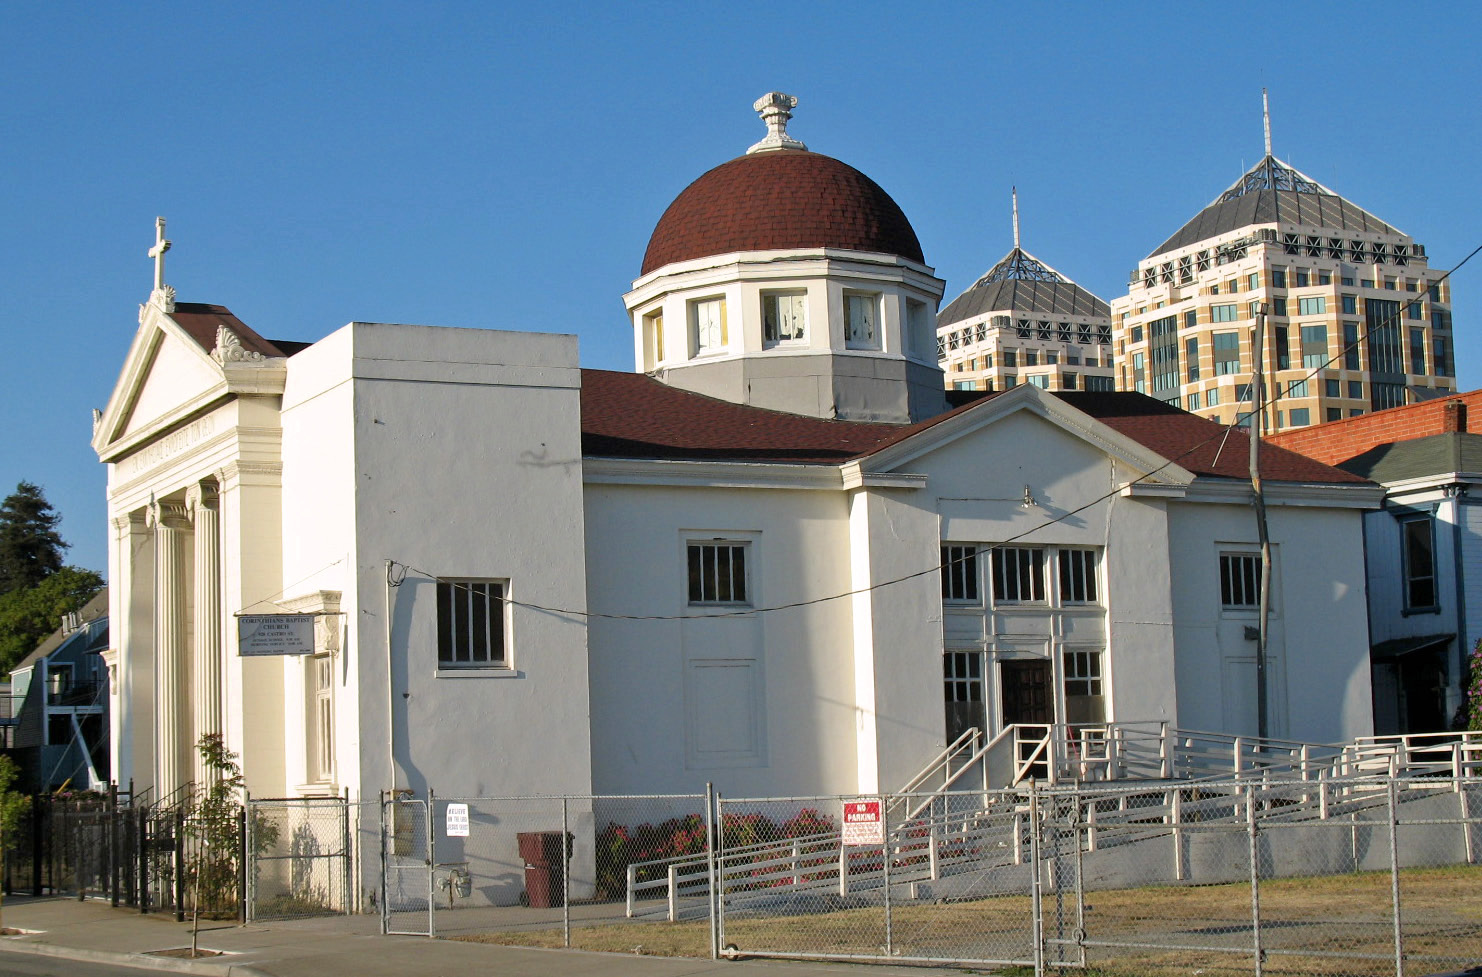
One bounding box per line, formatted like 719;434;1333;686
1168;500;1372;744
584;482;860;797
324;323;594;800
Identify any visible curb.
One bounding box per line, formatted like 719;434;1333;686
1;937;275;977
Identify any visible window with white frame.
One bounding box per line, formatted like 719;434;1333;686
1400;516;1437;611
643;309;665;369
1218;553;1260;609
311;653;334;781
762;291;806;345
941;545;979;602
907;300;932;358
690;296;727;356
1063;648;1106;724
1057;548;1099;603
992;547;1046;603
845;292;879;348
688;541;749;605
436;579;508;668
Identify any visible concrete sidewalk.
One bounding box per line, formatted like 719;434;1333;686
0;896;939;977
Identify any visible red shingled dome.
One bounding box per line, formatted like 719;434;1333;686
641;151;924;275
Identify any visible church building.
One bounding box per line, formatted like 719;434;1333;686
92;94;1382;814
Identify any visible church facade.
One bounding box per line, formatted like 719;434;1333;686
93;96;1383;815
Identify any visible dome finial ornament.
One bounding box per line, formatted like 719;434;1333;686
747;92;808;154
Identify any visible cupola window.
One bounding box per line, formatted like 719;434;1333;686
845;292;879;349
762;291;807;345
690;297;727;356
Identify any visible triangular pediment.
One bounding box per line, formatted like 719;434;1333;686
118;328;226;439
852;386;1193;489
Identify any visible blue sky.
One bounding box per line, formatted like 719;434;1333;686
5;1;1481;576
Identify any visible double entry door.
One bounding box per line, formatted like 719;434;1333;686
943;652;1052;743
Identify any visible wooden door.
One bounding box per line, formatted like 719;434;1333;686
1001;659;1053;725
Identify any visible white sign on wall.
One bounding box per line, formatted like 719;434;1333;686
237;614;316;656
841;799;883;846
445;803;470;838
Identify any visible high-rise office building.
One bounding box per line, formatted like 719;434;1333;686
1111;105;1456;429
937;192;1114;394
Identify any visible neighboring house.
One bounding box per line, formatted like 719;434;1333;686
8;589;109;791
1270;393;1482;733
91;93;1382;832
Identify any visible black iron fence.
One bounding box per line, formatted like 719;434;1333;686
1;786;247;920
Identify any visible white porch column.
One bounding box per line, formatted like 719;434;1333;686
149;499;192;800
187;482;222;786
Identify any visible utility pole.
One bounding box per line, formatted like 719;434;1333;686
1248;304;1273;740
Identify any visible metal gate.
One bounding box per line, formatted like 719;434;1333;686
247;796;353;921
381;792;433;936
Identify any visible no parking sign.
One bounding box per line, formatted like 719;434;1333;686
841;799;883;846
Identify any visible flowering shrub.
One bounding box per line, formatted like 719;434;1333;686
594;807;841;899
1467;639;1482;732
595;814;706;899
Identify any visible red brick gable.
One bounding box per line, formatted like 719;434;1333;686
640;151;924;275
1266;390;1481;466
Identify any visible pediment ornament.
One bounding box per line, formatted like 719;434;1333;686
212;324;265;365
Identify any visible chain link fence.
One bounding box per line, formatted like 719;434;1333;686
410;776;1478;976
246;796;352;921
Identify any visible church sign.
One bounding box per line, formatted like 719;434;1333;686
237;614;316;656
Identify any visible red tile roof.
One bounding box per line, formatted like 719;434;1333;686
640;151;924;275
170;303;290;358
580;372;1367;485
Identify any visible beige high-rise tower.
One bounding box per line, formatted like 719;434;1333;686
1111;96;1456;429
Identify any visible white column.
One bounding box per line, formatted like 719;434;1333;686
149;499;191;800
187;482;222;786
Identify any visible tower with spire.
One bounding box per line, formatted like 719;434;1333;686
1111;91;1457;430
936;189;1115;395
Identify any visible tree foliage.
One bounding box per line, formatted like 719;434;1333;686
0;566;103;675
0;483;68;595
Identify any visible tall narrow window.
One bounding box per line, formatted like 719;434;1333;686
1063;650;1106;724
762;292;806;345
941;546;979;602
643;310;665;369
943;652;986;742
906;300;930;358
313;654;333;782
845;293;878;348
437;580;508;668
691;297;727;355
992;547;1045;603
1400;517;1437;611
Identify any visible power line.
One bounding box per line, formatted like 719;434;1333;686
393;239;1480;626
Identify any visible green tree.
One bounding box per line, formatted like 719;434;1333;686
0;483;68;594
0;566;103;675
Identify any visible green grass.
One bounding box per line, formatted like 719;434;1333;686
450;864;1482;975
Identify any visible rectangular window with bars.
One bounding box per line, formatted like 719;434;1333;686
688;542;749;604
992;547;1046;603
1219;553;1260;609
941;546;979;602
436;579;508;668
1057;549;1099;603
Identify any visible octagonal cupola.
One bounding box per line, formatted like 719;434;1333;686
624;93;947;423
